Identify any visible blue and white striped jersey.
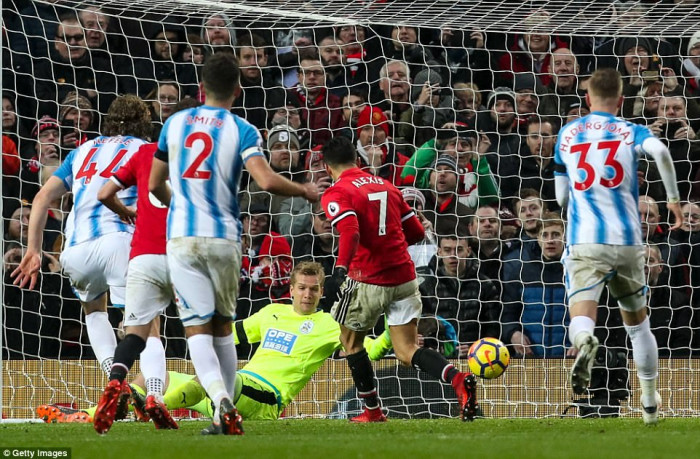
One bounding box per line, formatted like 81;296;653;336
54;136;144;247
158;105;264;241
554;111;654;246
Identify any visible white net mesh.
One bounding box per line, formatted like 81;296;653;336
2;0;700;420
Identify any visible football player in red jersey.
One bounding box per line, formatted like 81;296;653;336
320;136;479;422
92;141;179;434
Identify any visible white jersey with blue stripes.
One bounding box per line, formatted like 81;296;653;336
554;111;655;246
158;105;264;241
54;136;144;247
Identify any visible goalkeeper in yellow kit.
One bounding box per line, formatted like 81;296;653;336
38;261;392;424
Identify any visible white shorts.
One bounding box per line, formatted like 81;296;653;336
59;232;132;305
123;254;173;327
167;237;241;326
332;278;422;331
562;244;646;311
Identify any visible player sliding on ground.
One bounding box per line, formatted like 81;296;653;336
554;68;683;425
149;53;319;435
320;136;479;422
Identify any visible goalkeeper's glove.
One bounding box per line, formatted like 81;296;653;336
333;266;348;286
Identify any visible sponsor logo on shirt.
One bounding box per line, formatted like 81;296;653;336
262;328;297;355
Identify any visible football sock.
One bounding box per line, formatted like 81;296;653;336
213;334;237;399
141;337;166;397
346;349;380;409
411;347;458;383
187;334;228;408
109;334;146;382
625;317;658;407
569;316;596;349
164;379;207;410
85;311;117;376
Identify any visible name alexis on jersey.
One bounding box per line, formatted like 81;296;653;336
351;176;384;188
559;121;635;153
185;115;225;128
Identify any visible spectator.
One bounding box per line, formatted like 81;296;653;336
354;106;407;185
502;212;570;357
338;87;368;141
318;35;350;97
648;93;700;201
34;12;118;118
78;7;110;51
639;195;688;294
453;82;485;126
482;87;523;199
644;243;694;357
374;60;414;150
512;73;552;131
514;188;545;244
401;186;438;271
200;13;237;54
58;91;96;151
467;205;511;292
277;146;332;239
681;30;700;97
520;116;558;203
418;234;501;355
411;69;456;146
494;10;568;86
288;51;343;148
429;28;492;90
384;26;435;79
2;92;25;151
402;122;498;208
560;97;590;125
145;81;181;140
233;34;286;131
540;48;584;118
183;33;208;66
290;201;339;312
19;116;61;202
421;154;474;236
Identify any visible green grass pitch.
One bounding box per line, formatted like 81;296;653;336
2;418;700;459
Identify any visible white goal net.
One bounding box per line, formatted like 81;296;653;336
2;0;700;420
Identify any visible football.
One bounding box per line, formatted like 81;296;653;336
468;337;510;379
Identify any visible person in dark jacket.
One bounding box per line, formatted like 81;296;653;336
502;212;570;357
418;234;501;356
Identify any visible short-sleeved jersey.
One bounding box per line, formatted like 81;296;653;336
54;136;143;247
554;111;654;246
321;168;417;286
233;303;341;408
111;143;167;259
157;105;264;241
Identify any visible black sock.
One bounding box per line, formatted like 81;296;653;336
109;334;146;382
346;349;380;409
411;347;459;383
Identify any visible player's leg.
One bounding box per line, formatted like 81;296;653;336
562;245;611;394
333;280;386;422
612;246;660;424
387;281;479;421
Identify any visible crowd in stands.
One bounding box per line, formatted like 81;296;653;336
3;1;700;364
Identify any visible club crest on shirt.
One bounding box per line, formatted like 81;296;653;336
327;202;340;217
299;320;314;334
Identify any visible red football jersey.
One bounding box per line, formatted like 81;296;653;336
112;143;167;259
322;168;416;286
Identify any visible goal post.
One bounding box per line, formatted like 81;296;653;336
2;0;700;421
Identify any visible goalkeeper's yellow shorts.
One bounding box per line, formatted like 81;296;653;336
234;372;282;420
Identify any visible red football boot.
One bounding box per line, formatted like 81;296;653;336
350;407;387;423
451;372;479;422
145;395;179;430
93;380;122;434
219;398;244;435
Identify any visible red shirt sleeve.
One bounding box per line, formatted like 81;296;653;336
2;135;20;176
335;214;360;269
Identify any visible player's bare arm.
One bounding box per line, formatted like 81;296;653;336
11;176;67;290
98;179;136;225
149;157;171;207
245;155;320;202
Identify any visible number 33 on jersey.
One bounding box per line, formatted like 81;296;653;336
157;105;263;241
554;112;655;246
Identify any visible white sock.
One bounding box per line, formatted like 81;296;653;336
187;334;228;408
624;317;658;407
569;316;596;349
85;311;117;375
141;337;166;397
213;335;237;398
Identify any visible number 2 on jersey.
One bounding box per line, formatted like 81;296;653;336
182;132;213;179
570;140;623;191
368;191;387;236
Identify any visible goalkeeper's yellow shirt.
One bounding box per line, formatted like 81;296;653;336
233;303;342;408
